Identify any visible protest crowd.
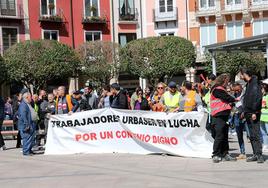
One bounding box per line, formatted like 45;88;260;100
1;67;268;164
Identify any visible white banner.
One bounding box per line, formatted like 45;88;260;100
45;108;213;158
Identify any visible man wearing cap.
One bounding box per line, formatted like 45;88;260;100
161;81;180;112
110;83;128;109
73;90;89;112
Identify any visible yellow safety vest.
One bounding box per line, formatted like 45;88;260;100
184;90;196;112
163;91;180;111
261;95;268;122
203;91;211;112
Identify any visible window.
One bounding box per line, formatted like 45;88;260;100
2;27;18;52
253;20;268;36
160;33;174;36
200;24;216;53
159;0;173;12
85;0;99;17
41;0;55;16
200;0;215;9
119;0;135;18
226;22;243;41
0;0;16;16
226;0;241;5
43;30;59;40
118;33;136;47
253;0;268;5
85;31;101;42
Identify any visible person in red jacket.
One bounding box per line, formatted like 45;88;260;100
210;74;237;163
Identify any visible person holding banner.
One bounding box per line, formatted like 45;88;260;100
178;81;203;112
148;83;166;112
210;74;237;163
55;86;77;115
161;81;180;113
110;83;129;110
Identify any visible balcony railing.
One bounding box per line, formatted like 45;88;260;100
39;15;63;23
195;1;217;17
39;8;64;23
153;7;178;22
250;0;268;11
118;8;138;23
82;15;107;24
0;3;24;19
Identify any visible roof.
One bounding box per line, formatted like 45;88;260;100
205;33;268;52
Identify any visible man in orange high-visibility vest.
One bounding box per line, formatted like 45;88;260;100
55;86;77;115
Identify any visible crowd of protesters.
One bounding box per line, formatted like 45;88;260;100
0;68;268;163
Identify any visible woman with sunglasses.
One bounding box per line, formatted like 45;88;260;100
148;83;166;112
134;88;150;111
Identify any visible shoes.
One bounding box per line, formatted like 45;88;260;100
222;154;237;162
23;153;34;156
0;145;7;151
236;154;247;160
246;155;258;162
257;155;265;163
212;156;222;163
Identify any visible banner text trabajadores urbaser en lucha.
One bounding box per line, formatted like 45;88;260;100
45;108;213;158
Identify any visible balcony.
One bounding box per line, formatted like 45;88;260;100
118;8;138;24
82;16;107;24
195;5;217;18
250;0;268;12
221;3;243;15
0;4;24;20
39;15;63;23
153;7;178;22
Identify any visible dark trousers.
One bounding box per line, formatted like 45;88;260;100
212;115;229;157
19;124;36;155
234;113;245;154
246;116;262;156
0;120;5;147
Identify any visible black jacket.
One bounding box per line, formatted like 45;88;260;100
211;86;236;117
110;90;128;109
243;75;262;114
134;98;150;111
0;97;5;121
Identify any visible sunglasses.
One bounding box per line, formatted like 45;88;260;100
157;87;163;89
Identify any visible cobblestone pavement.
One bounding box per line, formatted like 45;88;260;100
0;136;268;188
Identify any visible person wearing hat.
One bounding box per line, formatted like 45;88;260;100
72;90;89;112
260;79;268;153
161;81;180;112
110;83;128;109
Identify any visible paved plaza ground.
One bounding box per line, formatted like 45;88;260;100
1;136;268;188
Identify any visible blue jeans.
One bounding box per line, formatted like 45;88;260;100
260;122;268;145
19;124;36;155
234;113;245;154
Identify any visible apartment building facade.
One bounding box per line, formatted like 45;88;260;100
0;0;29;55
28;0;112;48
189;0;268;62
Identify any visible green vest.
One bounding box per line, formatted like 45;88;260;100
203;91;211;112
261;95;268;122
163;91;180;111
